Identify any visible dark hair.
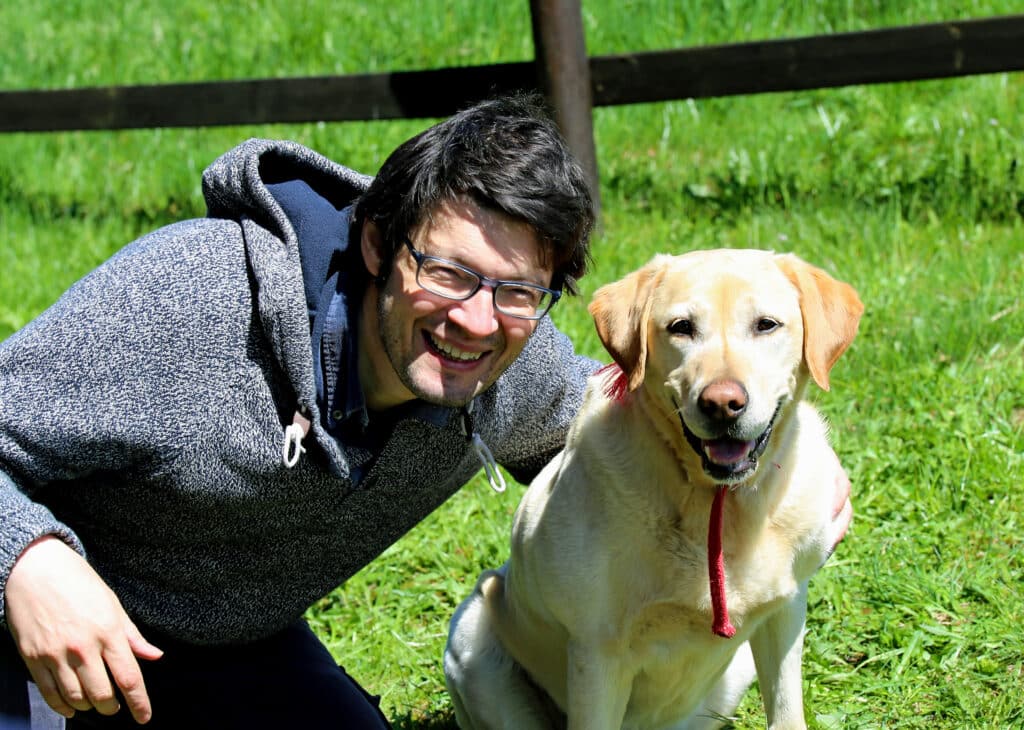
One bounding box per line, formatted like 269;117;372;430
353;93;594;294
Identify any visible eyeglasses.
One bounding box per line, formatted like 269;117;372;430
402;238;561;320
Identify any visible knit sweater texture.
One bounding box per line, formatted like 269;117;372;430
0;139;595;644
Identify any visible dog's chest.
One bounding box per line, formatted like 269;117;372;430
626;641;736;728
609;521;799;724
651;511;800;608
618;599;758;730
618;592;778;728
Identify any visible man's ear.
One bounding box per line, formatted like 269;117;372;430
360;219;386;280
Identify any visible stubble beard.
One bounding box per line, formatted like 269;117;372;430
375;289;488;409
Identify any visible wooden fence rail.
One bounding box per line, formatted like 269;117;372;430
2;14;1022;134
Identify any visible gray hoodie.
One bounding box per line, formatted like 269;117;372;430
0;139;596;645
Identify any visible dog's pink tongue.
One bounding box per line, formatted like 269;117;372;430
704;438;754;466
708;485;737;638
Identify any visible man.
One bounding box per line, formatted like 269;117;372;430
0;95;851;728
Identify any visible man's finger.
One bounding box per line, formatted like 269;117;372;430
74;656;121;716
820;496;853;568
834;497;853;545
49;661;92;713
23;660;76;719
125;619;164;662
831;464;852;521
104;643;153;724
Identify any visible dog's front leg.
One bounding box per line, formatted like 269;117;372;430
565;639;631;730
748;581;809;730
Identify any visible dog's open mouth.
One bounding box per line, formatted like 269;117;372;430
681;405;780;482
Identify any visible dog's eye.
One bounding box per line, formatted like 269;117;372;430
667;319;694;337
756;318;781;333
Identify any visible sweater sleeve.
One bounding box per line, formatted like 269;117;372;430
480;316;601;484
0;470;85;625
0;218;248;624
0;283;112;625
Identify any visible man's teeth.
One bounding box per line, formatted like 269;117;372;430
430;335;483;362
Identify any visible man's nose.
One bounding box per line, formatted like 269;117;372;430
448;286;499;336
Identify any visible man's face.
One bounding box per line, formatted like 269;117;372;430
359;197;553;411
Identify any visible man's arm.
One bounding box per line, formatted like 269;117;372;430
0;373;164;722
0;221;234;722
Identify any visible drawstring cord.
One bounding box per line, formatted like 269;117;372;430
282;401;507;494
462;405;507;493
283;409;311;468
471;433;507;493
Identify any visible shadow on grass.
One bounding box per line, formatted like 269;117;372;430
389;710;737;729
390;712;459;730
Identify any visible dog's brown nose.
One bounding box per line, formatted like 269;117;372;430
699;379;748;423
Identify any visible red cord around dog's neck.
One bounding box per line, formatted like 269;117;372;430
597;362;629;402
598;362;735;637
709;484;737;638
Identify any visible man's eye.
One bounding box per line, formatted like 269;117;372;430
667;319;694;337
500;285;542;305
425;262;472;285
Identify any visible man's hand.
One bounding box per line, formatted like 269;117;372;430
4;536;163;723
826;448;853;560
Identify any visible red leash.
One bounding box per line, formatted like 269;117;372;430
708;484;737;638
599;362;735;637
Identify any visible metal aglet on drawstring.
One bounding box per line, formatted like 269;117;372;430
461;405;507;493
472;432;507;493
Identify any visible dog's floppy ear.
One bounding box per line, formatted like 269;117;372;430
588;257;667;391
775;254;864;391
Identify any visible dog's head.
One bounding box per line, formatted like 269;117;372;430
589;249;863;485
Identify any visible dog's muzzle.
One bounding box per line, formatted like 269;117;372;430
678;402;781;482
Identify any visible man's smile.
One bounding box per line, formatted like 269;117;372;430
424;331;488;364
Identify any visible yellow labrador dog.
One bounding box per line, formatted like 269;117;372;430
444;249;863;730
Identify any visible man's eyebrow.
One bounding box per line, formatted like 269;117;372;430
422;244;550;287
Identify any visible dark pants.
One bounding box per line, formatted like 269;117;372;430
0;635;29;730
1;621;391;729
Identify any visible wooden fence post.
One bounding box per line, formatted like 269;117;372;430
529;0;602;221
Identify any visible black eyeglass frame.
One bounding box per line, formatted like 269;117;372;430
401;238;562;320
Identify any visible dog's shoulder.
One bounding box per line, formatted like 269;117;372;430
749;400;840;578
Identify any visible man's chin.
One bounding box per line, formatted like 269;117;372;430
404;373;489;409
401;348;516;408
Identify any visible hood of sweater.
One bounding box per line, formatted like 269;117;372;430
201;139;373;444
202;138;372;233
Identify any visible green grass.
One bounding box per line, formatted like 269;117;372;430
2;1;1023;727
